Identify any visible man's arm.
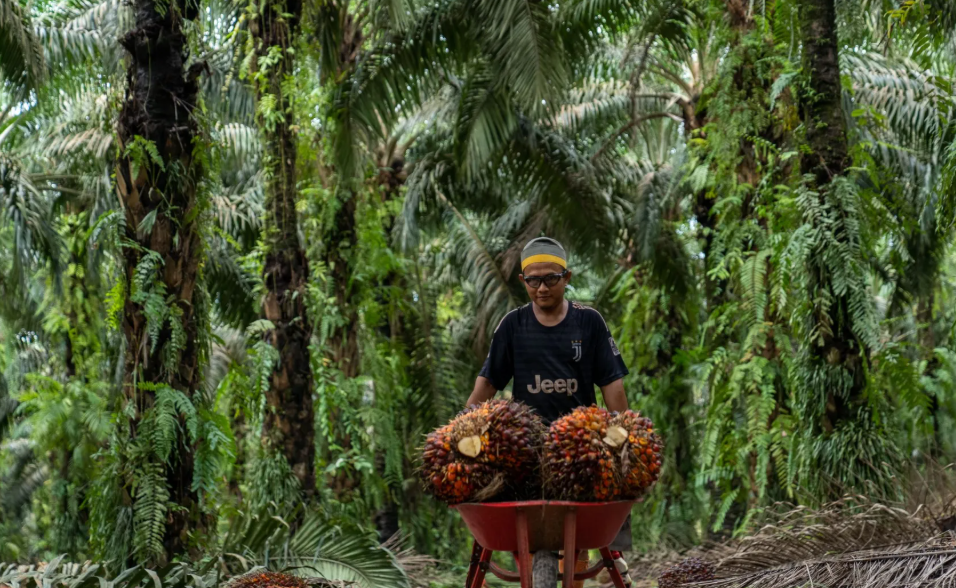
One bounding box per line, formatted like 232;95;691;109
466;376;498;407
471;311;515;408
588;308;629;412
599;378;629;413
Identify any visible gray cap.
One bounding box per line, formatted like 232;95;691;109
521;237;567;270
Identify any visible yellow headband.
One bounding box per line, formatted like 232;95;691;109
521;254;567;271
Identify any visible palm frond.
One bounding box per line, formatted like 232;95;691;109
210;177;265;239
550;80;632;134
34;0;130;75
381;532;436;587
436;189;520;349
705;537;956;588
507;122;623;265
0;153;63;285
218;509;409;588
476;0;568;113
846;51;948;159
557;0;640;63
205;325;247;398
211;123;264;243
202;26;254;123
206;234;259;328
369;0;416;33
29;83;115;163
0;0;45;94
453;65;517;179
710;496;941;577
330;0;471;179
400;156;523;350
626;153;694;297
280;515;409;588
215;123;263;183
0;435;48;514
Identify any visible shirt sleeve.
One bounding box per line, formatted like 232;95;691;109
478;311;515;390
590;309;629;387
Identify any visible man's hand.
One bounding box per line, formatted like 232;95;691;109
465;376;498;408
600;378;629;412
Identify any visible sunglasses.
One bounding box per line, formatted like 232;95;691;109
522;270;568;289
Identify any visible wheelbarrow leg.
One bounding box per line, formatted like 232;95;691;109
563;508;576;588
599;547;627;588
465;540;482;588
515;508;532;588
467;544;492;588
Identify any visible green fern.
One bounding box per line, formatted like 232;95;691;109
131;461;169;564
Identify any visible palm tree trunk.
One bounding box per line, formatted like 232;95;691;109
655;303;695;492
373;154;408;542
799;0;866;434
919;291;944;453
314;1;364;498
800;0;849;183
115;0;206;563
701;5;791;497
322;2;363;378
326;193;360;378
251;0;316;499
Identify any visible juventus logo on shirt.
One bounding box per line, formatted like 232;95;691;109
571;340;582;362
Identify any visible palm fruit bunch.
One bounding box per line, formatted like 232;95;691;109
225;572;308;588
421;399;545;504
657;557;715;588
543;406;663;501
610;410;663;498
543;406;621;500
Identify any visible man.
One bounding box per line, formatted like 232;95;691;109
466;236;633;588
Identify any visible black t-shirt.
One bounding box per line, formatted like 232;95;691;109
478;301;629;423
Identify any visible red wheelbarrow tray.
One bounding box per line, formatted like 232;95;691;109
453;500;636;588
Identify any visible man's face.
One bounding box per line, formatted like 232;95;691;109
520;262;572;310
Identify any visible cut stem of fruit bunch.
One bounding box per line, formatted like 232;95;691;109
421;400;546;504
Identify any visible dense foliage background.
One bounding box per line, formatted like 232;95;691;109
0;0;954;584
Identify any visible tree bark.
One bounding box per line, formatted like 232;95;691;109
325;192;360;378
800;0;867;433
655;302;695;492
373;152;407;542
115;0;205;563
800;0;849;185
919;291;944;453
251;0;316;499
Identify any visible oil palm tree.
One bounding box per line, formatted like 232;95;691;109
111;0;210;564
248;0;317;500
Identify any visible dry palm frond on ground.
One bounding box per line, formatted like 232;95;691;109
697;534;956;588
622;493;956;588
382;532;438;588
714;496;942;576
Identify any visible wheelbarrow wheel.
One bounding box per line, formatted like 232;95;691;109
532;551;559;588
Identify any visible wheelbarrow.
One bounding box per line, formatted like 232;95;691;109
454;500;634;588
